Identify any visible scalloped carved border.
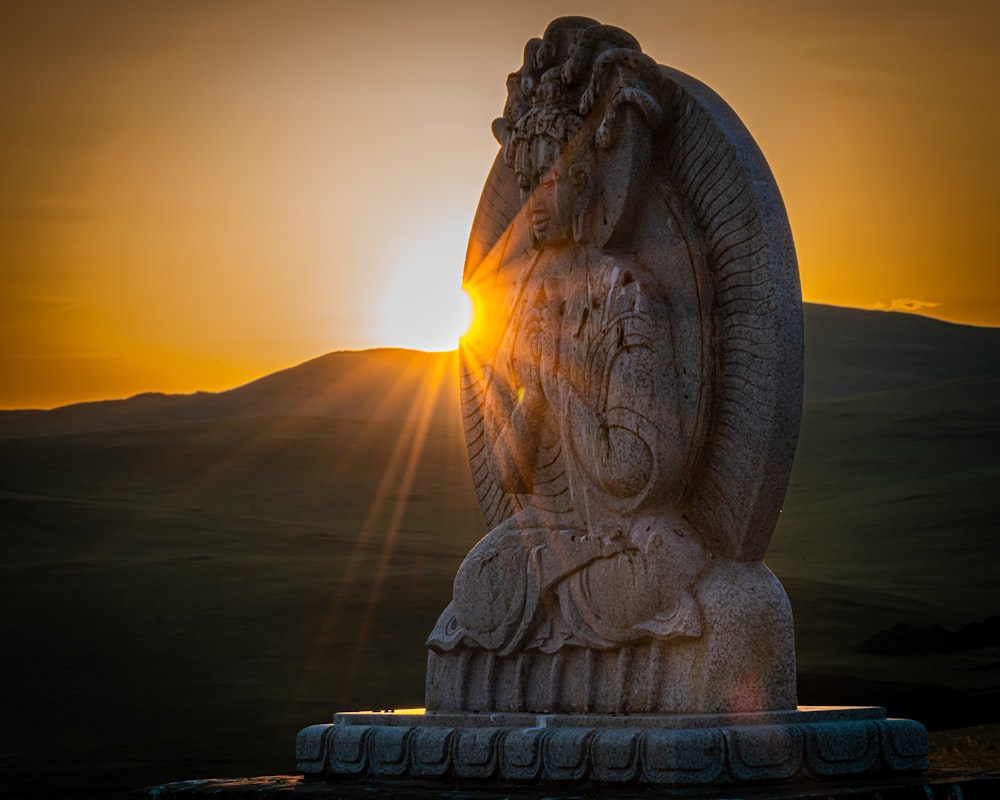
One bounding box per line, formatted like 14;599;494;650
298;718;927;785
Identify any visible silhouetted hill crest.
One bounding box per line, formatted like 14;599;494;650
803;304;1000;400
1;305;998;438
0;348;459;439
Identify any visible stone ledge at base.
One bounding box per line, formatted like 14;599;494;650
295;706;927;786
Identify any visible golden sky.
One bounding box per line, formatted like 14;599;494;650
3;0;999;409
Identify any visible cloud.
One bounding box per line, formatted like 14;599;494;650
870;297;942;313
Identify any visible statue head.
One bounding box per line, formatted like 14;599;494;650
507;71;595;248
491;17;667;252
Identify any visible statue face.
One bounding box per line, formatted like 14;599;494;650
528;166;575;247
515;136;577;248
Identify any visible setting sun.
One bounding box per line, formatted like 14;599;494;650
373;222;475;352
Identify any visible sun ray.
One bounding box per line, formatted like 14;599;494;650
290;350;454;709
341;353;451;700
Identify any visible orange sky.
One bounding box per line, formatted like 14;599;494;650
3;0;999;409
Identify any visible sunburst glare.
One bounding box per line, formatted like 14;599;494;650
375;221;474;351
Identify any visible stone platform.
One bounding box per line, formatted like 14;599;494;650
296;706;927;786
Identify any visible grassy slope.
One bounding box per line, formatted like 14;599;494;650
0;414;482;796
773;309;1000;689
772;374;1000;669
1;305;999;795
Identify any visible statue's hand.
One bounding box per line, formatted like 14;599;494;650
581;527;628;553
517;355;546;421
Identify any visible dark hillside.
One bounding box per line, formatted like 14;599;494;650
0;348;460;438
803;304;1000;400
4;305;1000;436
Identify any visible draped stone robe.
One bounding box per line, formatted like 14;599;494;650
424;243;777;713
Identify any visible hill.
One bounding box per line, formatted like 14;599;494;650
1;303;999;797
3;304;999;436
0;347;461;438
802;303;1000;400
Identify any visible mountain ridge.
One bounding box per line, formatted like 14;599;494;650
0;348;461;438
2;303;998;439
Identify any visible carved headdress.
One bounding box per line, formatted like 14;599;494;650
492;17;668;243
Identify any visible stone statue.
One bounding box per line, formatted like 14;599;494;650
297;18;928;786
426;16;802;714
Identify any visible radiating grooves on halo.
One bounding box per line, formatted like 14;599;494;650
466;163;514;277
461;159;520;531
668;87;779;557
460;352;515;529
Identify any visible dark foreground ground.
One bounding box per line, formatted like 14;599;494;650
135;769;1000;800
1;306;998;798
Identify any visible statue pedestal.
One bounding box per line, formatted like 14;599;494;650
296;706;927;786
